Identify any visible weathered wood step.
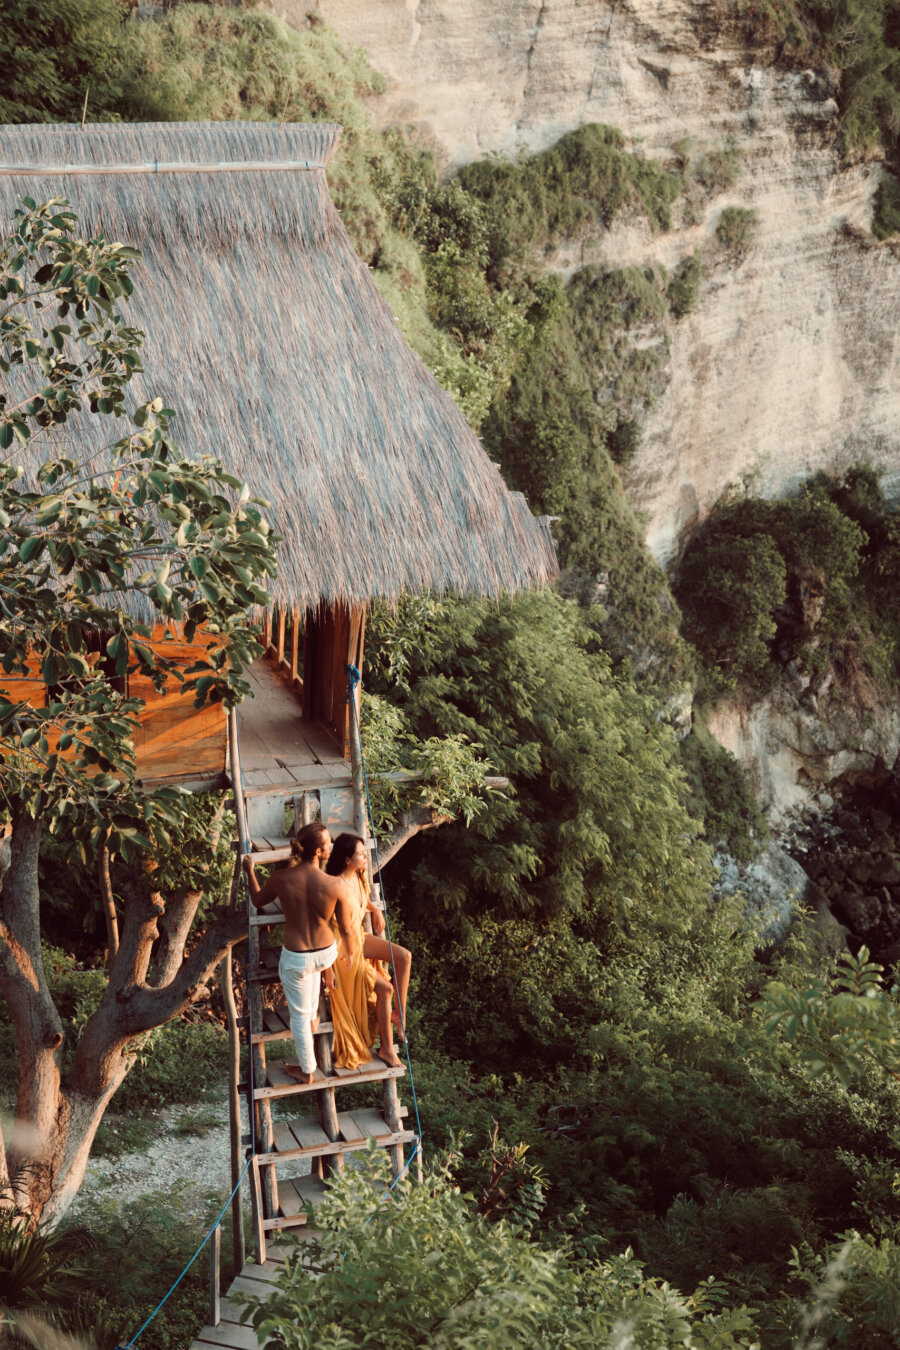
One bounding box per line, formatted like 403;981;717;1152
192;1323;259;1350
252;1006;333;1044
256;1111;414;1165
254;1055;404;1101
276;1173;327;1222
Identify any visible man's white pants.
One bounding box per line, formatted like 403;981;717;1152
279;942;338;1073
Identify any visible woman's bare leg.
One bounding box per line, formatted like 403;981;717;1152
364;935;411;1038
373;973;401;1067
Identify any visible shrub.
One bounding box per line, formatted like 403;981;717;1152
678;716;770;860
675;481;871;694
873;172;900;240
667;251;704;317
715;205;760;256
236;1152;762;1349
458;123;684;269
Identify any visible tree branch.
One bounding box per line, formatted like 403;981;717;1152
146;886;203;988
98;841;119;967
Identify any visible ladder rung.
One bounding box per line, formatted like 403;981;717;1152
251;1020;333;1045
254;1056;405;1100
257;1129;415;1167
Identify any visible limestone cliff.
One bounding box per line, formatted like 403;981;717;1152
283;0;899;564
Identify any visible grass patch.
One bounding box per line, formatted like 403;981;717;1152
91;1115;158;1160
172;1108;223;1138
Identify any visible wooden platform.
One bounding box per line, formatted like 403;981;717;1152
234;660;351;787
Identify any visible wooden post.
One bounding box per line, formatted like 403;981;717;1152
276;606;286;666
249;1155;266;1266
249;926;278;1220
314;991;342;1176
290;607;300;683
263;609;271;651
220;947;245;1275
382;1077;404;1179
208;1223;221;1327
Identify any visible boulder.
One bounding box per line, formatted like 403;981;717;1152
833;891;882;934
714;842;814;943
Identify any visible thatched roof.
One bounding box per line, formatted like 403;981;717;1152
0;122;557;607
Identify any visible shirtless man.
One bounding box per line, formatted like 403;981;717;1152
243;822;357;1084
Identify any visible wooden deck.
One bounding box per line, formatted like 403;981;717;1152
232;660;356;845
234;660;351;787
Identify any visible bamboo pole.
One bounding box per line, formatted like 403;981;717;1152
220;947;245;1275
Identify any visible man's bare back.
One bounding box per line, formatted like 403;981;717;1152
243;831;357;959
255;861;349;951
242;825;358;1084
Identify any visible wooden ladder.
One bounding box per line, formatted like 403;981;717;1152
243;886;419;1263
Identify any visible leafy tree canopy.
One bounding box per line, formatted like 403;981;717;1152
0;198;276;858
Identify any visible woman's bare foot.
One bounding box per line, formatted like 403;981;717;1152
285;1062;316;1084
390;1008;407;1044
376;1043;402;1069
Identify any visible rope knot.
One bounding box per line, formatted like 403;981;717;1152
345;663;361;701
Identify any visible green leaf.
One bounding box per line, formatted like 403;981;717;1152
18;535;43;564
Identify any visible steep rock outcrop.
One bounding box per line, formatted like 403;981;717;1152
708;682;900;822
295;0;900;559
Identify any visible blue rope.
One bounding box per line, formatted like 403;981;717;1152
117;1157;252;1349
346;663;425;1178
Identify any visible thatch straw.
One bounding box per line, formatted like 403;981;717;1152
0;122;557;608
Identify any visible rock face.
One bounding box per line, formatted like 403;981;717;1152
707;680;900;823
788;783;900;964
293;0;900;559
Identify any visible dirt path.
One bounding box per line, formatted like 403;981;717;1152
69;1094;237;1224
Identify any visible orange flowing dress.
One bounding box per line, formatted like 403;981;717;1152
329;871;379;1070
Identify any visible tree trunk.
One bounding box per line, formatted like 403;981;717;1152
0;811;248;1225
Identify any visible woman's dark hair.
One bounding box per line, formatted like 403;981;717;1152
325;833;365;876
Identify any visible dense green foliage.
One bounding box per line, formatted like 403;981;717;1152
675;467;899;695
238;1152;761;1349
0;0;136;124
363;598;900;1341
367;590;707;933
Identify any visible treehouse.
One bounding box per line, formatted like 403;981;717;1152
0;120;554;838
0;121;556;1294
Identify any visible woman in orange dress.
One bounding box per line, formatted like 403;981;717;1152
323;833;411;1070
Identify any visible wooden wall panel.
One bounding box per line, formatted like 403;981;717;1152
0;653;46;709
301;603;365;758
0;639;226;786
129;630;227;784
